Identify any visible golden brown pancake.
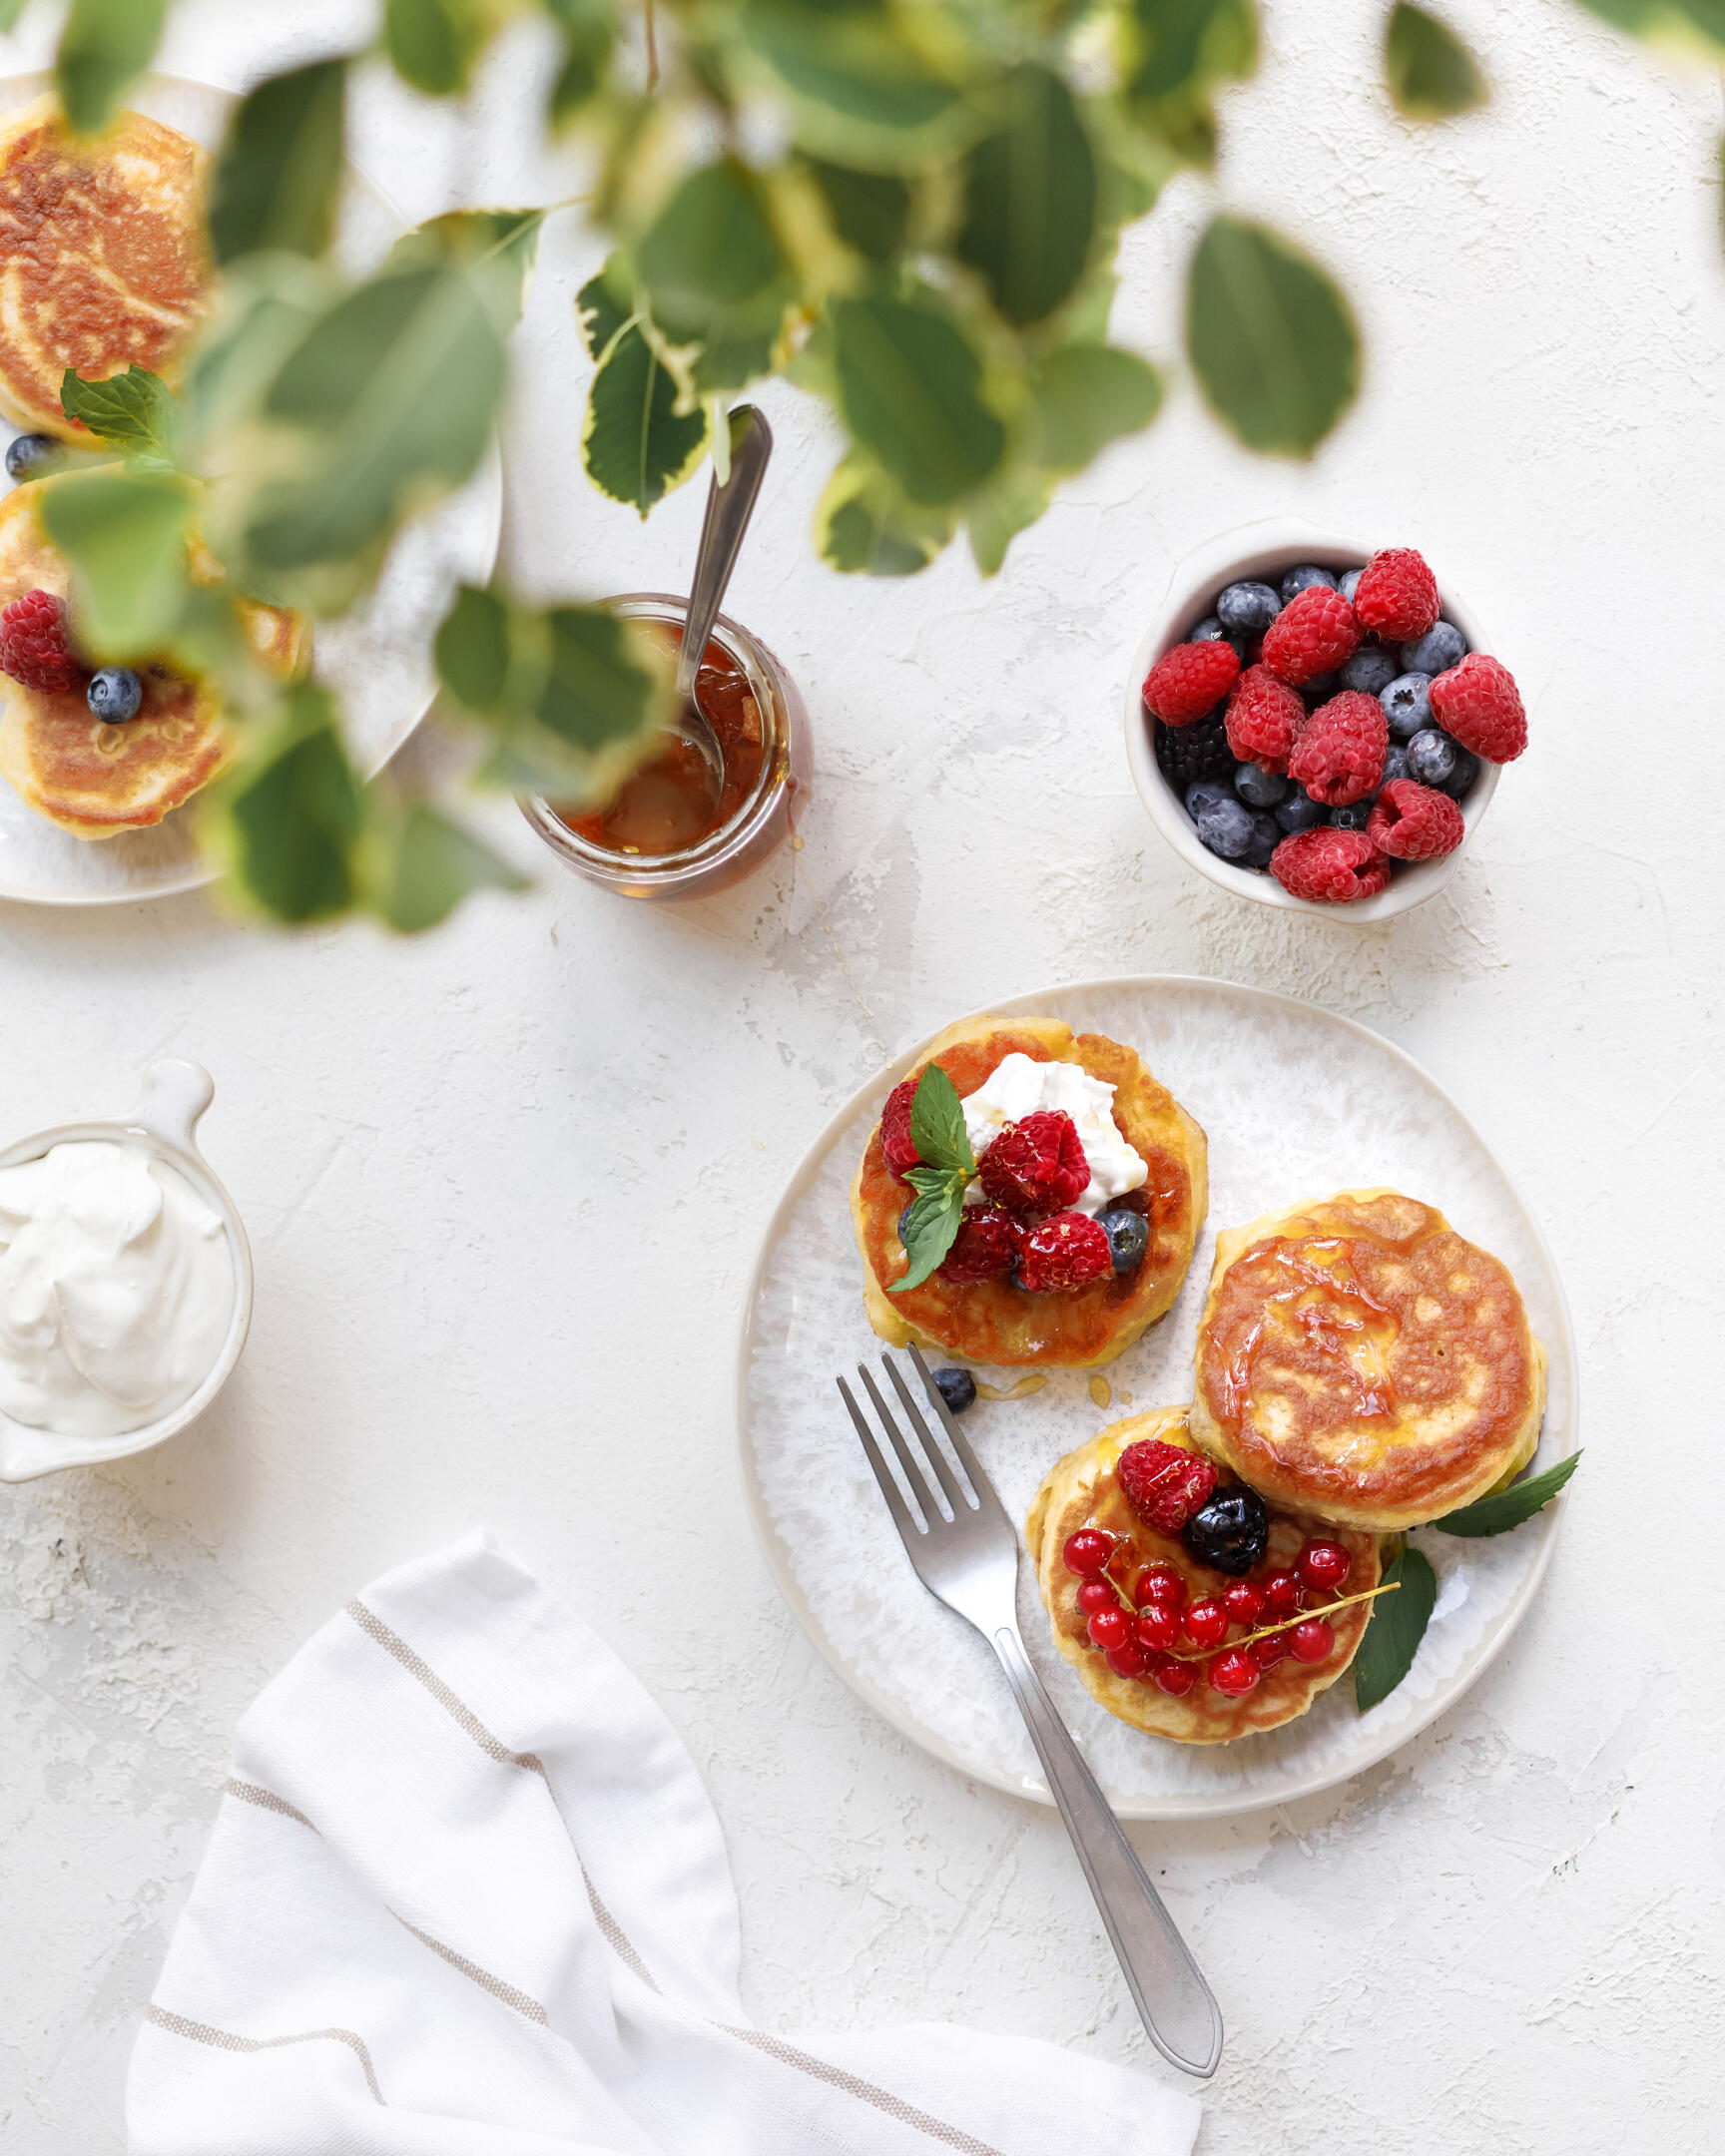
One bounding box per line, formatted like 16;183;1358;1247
1026;1408;1380;1744
0;97;210;440
1189;1188;1546;1533
0;486;306;837
851;1015;1207;1369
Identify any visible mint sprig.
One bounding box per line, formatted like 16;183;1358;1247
887;1064;976;1294
60;365;180;470
1430;1450;1580;1537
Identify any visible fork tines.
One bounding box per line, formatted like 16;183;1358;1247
837;1346;1004;1540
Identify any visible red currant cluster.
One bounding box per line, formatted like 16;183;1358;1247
1060;1526;1351;1701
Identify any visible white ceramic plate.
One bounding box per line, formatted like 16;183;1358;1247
737;977;1577;1820
0;73;503;907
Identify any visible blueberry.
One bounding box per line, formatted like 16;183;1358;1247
1330;801;1375;831
1281;563;1337;603
87;666;143;723
1381;672;1434;740
1402;620;1466;677
896;1203;914;1246
929;1366;976;1414
1191;616;1248;664
1184;777;1235;822
1275;787;1325;833
1216;580;1281;637
1406;729;1458;790
1339;567;1364;603
1182;1487;1270;1576
1437;739;1479;800
1192;793;1258;861
1244;811;1280;868
1301;672;1340;706
1233;760;1289;809
1382;745;1409;787
1097;1208;1149;1276
1156;710;1234;793
1341;646;1399;698
5;433;59;484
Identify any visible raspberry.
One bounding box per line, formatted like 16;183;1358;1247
0;588;84;696
879;1077;920;1183
1430;654;1526;763
1154;708;1233;792
1224;664;1303;771
1015;1211;1111;1292
1270;826;1392;904
1261;586;1360;686
1141;639;1240;726
1352;548;1439;642
1287;691;1387;807
978;1111;1088;1217
936;1205;1022;1285
1366;778;1464;860
1117;1439;1218;1534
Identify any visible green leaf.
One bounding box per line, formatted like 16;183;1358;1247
907;1062;974;1176
230;256;509;607
577;260;633;360
364;800;527;931
200;684;362;923
385;209;543;332
37;466;193;659
59;365;179;466
1352;1546;1438;1714
1431;1451;1581;1537
1185;215;1360;456
1031;344;1162;472
1570;0;1725;51
814;451;955;576
383;0;501;96
956;67;1096;327
742;0;965;159
830;295;1005;506
208;59;348;265
888;1169;967;1293
1386;5;1487;119
0;1;27;29
543;0;614;123
804;159;910;263
582;320;710;515
55;0;168;136
179;253;344;462
433;582;514;711
965;463;1055;578
636;159;788;347
1122;0;1257;164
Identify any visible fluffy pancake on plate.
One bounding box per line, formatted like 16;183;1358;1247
0;486;307;837
1189;1187;1546;1533
0;96;210;440
851;1014;1207;1369
1026;1407;1380;1744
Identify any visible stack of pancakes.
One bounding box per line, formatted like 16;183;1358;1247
0;96;305;838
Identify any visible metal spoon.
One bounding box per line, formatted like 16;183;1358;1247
673;405;774;800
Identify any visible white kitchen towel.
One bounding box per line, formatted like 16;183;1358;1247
126;1530;1200;2156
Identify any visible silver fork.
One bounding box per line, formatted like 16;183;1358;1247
838;1346;1224;2080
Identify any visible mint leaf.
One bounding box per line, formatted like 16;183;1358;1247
907;1063;975;1177
60;366;179;467
889;1168;967;1293
1352;1547;1437;1714
1432;1451;1580;1538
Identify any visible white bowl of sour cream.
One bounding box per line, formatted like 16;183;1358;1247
0;1060;252;1481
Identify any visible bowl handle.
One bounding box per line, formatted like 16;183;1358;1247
130;1059;215;1153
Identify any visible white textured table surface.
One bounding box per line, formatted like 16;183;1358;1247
3;3;1722;2149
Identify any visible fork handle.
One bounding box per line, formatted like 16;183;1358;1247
990;1625;1224;2079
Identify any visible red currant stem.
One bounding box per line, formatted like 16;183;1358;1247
1101;1547;1142;1614
1163;1580;1401;1662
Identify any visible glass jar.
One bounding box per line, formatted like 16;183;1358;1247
519;593;809;901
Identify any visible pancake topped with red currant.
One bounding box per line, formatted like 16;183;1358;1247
0;98;209;442
0;485;306;837
1189;1188;1546;1533
850;1014;1207;1368
1026;1407;1381;1744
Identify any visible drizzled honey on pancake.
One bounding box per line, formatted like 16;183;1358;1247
0;98;209;440
1191;1189;1546;1532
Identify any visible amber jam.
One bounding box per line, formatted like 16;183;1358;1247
552;624;766;857
520;594;808;903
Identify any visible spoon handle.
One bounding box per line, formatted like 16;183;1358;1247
676;407;774;698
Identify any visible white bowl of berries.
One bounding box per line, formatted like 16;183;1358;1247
1123;521;1522;919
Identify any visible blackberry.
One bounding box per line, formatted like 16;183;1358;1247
1156;710;1232;794
1182;1488;1270;1576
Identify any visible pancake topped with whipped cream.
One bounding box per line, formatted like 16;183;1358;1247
1189;1188;1545;1532
0;97;210;440
851;1014;1207;1368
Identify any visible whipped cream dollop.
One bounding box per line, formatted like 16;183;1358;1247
0;1141;234;1437
959;1053;1148;1217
